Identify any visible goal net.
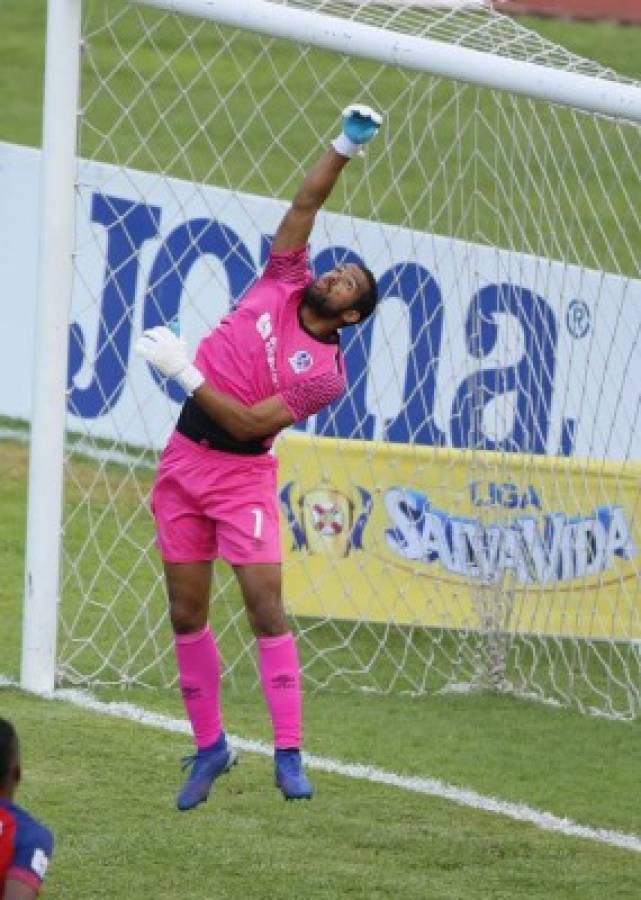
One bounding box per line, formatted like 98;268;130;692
34;0;641;717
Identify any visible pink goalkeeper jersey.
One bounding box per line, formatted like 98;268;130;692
193;246;346;442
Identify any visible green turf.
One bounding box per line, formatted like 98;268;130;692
3;680;641;899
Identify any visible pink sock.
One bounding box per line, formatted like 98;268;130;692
257;632;302;749
174;625;223;750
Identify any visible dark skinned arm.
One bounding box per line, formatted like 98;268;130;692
271;147;350;253
189;148;351;436
191;383;294;441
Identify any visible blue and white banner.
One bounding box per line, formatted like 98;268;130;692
2;140;641;461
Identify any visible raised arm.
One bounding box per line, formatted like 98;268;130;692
271;104;382;254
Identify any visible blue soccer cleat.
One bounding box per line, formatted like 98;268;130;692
176;733;238;811
274;749;314;801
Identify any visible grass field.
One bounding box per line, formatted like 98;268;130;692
2;3;641;898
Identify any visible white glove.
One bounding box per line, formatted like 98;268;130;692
332;103;383;159
135;326;204;395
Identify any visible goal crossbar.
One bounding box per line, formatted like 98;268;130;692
135;0;641;123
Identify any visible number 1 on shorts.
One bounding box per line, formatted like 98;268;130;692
251;507;263;539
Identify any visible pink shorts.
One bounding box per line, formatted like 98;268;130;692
151;432;281;565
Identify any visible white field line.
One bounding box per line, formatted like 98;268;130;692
0;427;155;471
2;677;639;854
0;427;29;443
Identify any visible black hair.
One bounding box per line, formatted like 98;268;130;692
0;719;17;787
351;264;378;323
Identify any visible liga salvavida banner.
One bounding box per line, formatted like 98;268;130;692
278;433;641;639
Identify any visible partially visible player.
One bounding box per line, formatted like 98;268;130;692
0;720;53;899
136;103;382;809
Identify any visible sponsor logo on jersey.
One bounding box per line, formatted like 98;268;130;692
30;848;49;879
256;311;272;339
288;350;313;374
255;311;279;388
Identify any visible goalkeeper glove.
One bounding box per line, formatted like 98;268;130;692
332;103;382;159
135;325;204;395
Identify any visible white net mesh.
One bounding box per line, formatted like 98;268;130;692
58;0;641;717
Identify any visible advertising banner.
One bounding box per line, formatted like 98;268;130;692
279;432;641;639
3;141;641;463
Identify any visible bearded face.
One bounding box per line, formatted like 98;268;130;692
301;264;371;325
301;282;337;319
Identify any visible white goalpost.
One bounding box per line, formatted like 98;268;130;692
22;0;82;694
23;0;641;718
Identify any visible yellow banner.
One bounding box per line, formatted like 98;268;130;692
277;433;641;639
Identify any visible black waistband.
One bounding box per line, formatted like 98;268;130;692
176;398;270;456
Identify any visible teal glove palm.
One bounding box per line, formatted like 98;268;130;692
332;103;382;158
343;104;382;145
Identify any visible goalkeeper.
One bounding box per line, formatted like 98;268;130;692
136;104;382;809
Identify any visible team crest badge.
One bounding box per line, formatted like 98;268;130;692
310;497;345;537
280;481;373;558
288;350;313;373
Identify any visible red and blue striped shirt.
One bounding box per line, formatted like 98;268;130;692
0;800;53;895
